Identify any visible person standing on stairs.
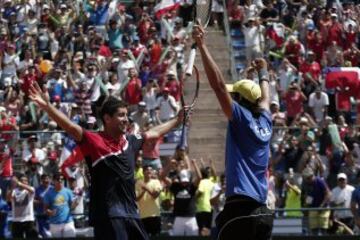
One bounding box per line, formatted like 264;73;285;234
192;24;274;240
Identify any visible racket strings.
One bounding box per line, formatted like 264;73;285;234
195;0;212;28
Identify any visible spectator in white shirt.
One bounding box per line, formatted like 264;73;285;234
330;173;355;229
308;87;329;124
156;87;178;122
242;17;264;65
7;174;38;238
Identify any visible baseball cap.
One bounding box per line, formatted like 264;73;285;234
226;79;261;104
87;116;96;124
28;135;38;141
43;4;50;9
138;101;146;107
179;170;190;182
331;13;338;18
337;173;347;180
163;87;170;93
60;4;67;9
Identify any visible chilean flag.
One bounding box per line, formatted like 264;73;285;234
154;0;181;19
60;135;84;179
266;23;285;48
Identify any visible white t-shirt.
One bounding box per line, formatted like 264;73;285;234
156;95;178;121
308;92;329;123
117;60;136;84
330;185;355;219
11;188;35;222
243;25;264;47
3;53;20;76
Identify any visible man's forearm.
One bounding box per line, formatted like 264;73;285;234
198;45;226;91
145;118;179;140
44;103;83;142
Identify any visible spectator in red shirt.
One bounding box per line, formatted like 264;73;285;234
284;36;303;68
343;45;360;67
343;24;357;50
327;14;343;48
141;121;162;171
148;38;162;67
123;68;142;109
0;138;13;198
19;66;40;96
284;82;307;125
0;107;18;142
299;51;321;85
164;70;180;102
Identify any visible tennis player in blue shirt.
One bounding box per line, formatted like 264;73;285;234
193;25;274;240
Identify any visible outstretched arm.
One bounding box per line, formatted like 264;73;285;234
144;107;185;140
28;82;83;142
193;24;233;120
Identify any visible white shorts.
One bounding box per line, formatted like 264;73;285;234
171;216;198;236
50;221;76;238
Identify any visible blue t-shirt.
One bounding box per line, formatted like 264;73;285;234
35;185;53;215
351;187;360;215
306;177;328;207
43;187;73;224
225;102;272;204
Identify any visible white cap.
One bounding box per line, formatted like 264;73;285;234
43;4;50;9
60;4;67;9
337;173;347;180
331;13;338;18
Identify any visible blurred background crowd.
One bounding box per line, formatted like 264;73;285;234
0;0;360;239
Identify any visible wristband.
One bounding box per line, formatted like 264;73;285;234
258;68;269;81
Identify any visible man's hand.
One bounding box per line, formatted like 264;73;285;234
192;22;205;47
252;58;268;71
29;82;50;109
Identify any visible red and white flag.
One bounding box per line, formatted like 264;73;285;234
266;23;285;48
154;0;181;19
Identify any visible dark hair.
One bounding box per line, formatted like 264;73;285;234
40;174;49;180
233;93;262;118
99;96;128;124
201;167;211;179
53;172;63;181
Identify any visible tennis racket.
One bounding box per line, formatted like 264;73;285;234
178;0;212;150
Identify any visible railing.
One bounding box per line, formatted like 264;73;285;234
222;0;238;82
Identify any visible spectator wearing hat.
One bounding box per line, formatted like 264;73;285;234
131;101;150;131
164;70;181;102
143;79;160;121
2;44;19;82
301;167;331;235
330;173;355;229
308;87;329;124
0;138;13;199
7;174;38;239
130;35;147;58
136;165;163;236
242;17;264;65
161;159;202;236
44;173;77;238
34;174;52;238
22;135;46;188
299;51;321;89
327;13;343;48
156;87;179;122
284;36;304;68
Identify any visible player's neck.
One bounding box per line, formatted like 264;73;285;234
103;128;125;140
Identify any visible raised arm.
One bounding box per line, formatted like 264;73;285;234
28;82;83;142
253;59;270;112
193;25;233;120
144;107;185;140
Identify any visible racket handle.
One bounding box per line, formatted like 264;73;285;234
185;44;197;76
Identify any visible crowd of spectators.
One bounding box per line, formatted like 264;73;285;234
1;0;360;238
227;0;360;236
